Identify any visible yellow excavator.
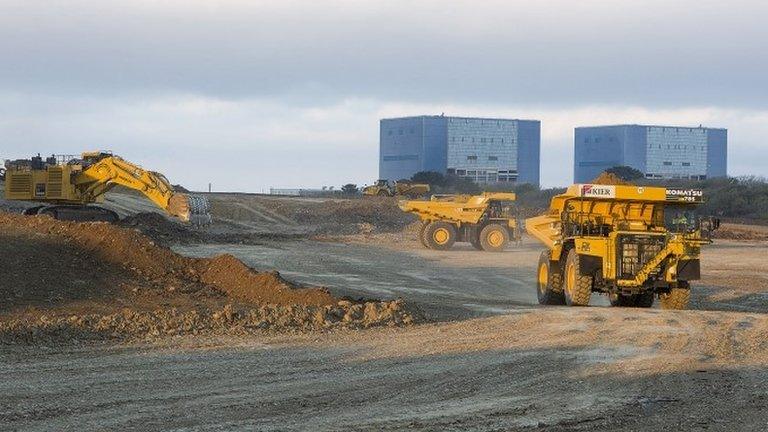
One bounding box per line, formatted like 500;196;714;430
3;152;211;224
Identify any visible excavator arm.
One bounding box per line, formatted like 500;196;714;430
73;154;209;224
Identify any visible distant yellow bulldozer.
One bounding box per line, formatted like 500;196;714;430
362;179;430;198
526;183;718;309
399;192;521;252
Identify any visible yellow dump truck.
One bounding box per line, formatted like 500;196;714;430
526;184;718;309
362;180;430;198
399;192;521;252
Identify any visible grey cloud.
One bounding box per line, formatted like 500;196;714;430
1;1;766;108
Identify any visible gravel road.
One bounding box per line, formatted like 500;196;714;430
3;307;767;431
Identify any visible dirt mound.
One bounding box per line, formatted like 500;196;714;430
0;213;414;343
119;212;302;246
591;172;632;185
118;212;194;244
714;223;768;241
235;196;417;235
0;300;412;344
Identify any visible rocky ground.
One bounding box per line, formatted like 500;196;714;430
0;212;414;344
1;188;768;431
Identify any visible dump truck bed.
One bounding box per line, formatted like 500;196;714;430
526;184;703;249
399;192;516;224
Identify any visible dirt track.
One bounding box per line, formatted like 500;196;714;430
2;191;768;430
3;308;768;431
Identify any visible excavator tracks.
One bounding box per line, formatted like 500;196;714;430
23;205;120;223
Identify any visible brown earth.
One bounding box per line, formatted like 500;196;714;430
0;213;414;343
118;211;304;247
110;195;417;247
208;194;417;235
2;192;768;430
590;172;632;185
714;222;768;241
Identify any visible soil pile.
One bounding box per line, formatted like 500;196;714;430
267;197;416;235
118;212;195;245
714;223;768;241
0;213;414;343
591;172;632;185
119;212;301;246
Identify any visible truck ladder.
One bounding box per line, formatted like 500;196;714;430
616;240;683;287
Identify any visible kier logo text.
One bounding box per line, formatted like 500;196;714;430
580;184;616;198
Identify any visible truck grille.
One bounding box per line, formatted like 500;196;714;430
618;235;666;279
46;168;64;198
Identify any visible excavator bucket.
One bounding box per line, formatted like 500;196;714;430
188;194;213;226
168;193;212;226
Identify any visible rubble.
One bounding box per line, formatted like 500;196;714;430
0;213;415;344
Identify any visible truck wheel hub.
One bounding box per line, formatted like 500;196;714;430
566;262;576;295
488;231;504;247
538;263;548;292
433;229;449;244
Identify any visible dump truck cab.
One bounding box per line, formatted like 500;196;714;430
527;184;718;309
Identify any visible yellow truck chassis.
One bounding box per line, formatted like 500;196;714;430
526;184;717;309
400;192;521;252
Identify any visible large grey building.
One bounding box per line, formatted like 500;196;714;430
574;124;727;183
379;115;540;185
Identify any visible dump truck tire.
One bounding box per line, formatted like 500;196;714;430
659;282;690;310
479;224;508;252
418;223;430;248
424;221;456;250
563;249;592;306
537;250;565;305
377;190;390;197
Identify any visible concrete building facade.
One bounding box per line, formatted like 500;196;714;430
379;115;540;185
574;124;727;183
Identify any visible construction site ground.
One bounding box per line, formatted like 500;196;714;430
2;189;768;431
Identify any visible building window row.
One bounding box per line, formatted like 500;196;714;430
465;155;500;162
662;161;694;167
449;118;508;128
583;137;616;144
652;144;704;150
382;155;419;162
387;127;417;136
452;137;506;144
448;168;518;184
646;173;707;180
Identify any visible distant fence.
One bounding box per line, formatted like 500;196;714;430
269;188;351;198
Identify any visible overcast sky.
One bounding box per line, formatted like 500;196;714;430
1;0;766;190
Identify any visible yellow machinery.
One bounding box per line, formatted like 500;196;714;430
526;184;718;309
399;192;521;252
363;180;430;198
3;152;211;224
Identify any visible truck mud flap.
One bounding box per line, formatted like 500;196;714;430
677;259;701;281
